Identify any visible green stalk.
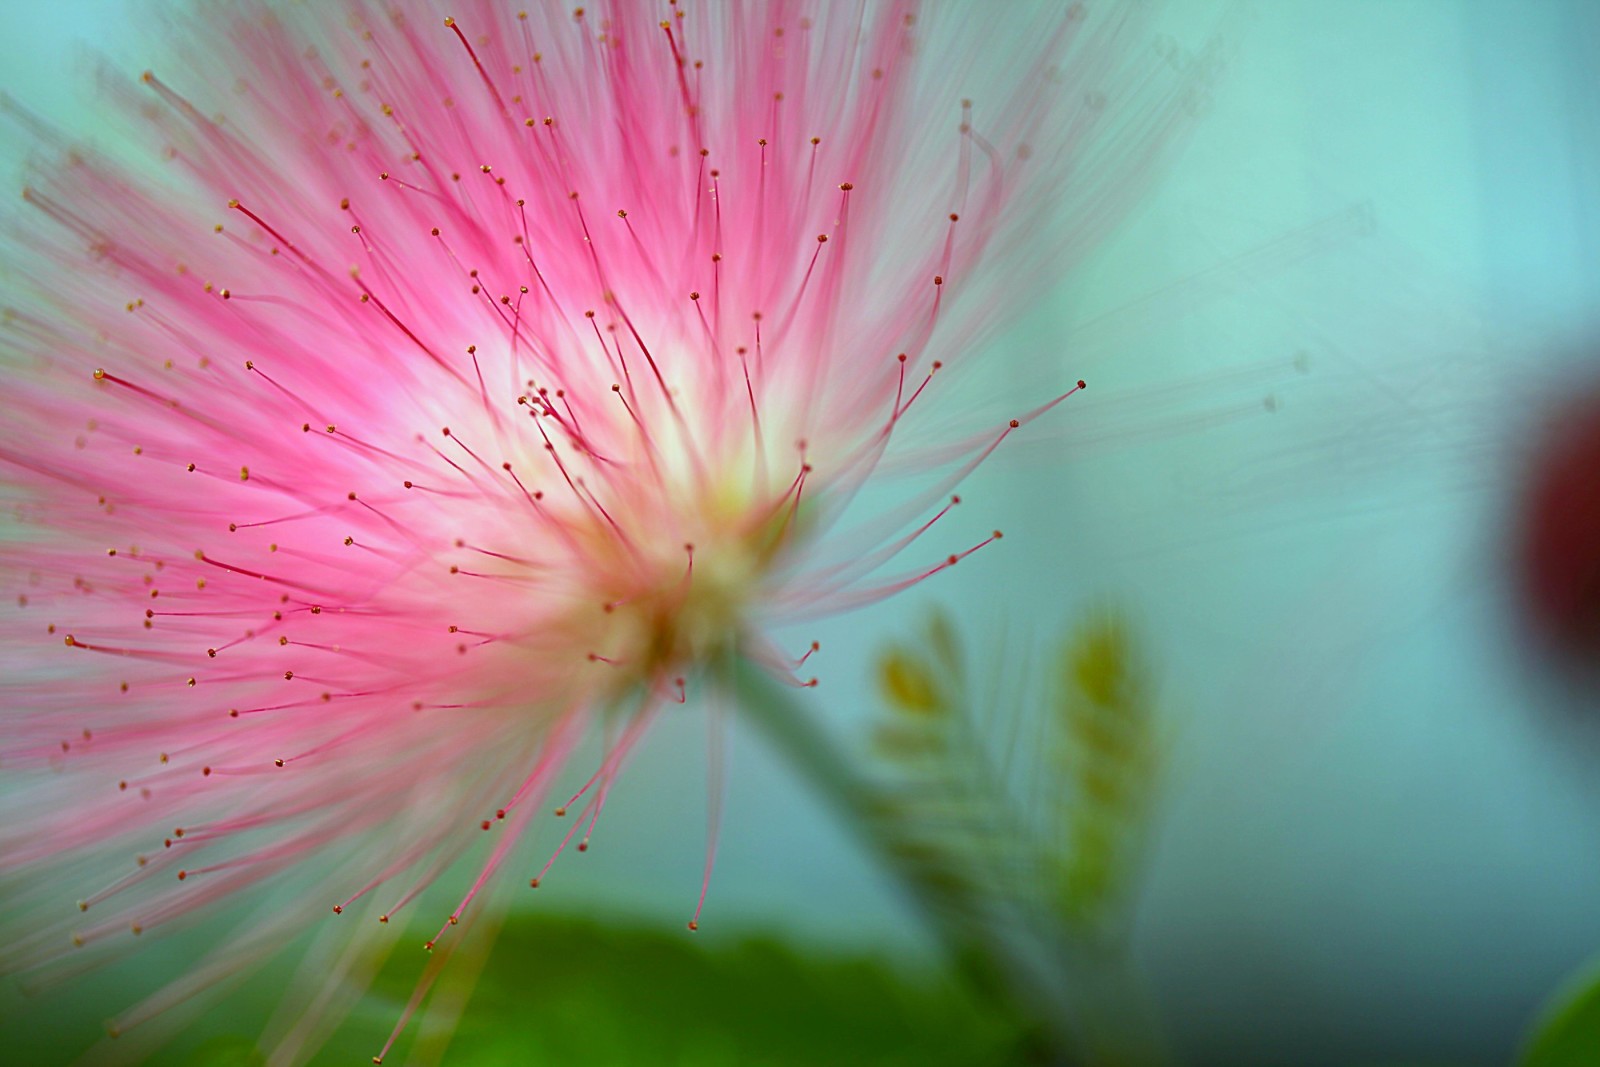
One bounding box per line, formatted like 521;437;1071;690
720;655;1084;1066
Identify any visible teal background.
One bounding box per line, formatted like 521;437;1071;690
4;2;1599;1064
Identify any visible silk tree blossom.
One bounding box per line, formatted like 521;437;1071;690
0;0;1217;1059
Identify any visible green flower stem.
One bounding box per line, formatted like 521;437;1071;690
721;654;1085;1066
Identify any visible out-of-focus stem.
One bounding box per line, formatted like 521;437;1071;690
722;654;1085;1066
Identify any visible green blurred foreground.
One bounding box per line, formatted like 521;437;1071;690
9;912;1027;1066
350;915;1025;1066
14;906;1600;1066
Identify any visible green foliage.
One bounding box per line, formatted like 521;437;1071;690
860;606;1168;1066
869;611;1028;928
1053;613;1157;941
321;913;1028;1066
870;606;1159;944
1519;960;1600;1067
875;610;963;725
8;911;1027;1067
183;1037;267;1067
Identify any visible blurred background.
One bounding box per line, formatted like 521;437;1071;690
3;1;1598;1064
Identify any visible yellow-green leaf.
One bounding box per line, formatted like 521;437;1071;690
877;646;944;716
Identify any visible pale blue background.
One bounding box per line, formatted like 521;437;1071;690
3;2;1598;1064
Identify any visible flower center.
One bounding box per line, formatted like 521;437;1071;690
565;472;795;686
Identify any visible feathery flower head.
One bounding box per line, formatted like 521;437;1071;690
1;0;1215;1057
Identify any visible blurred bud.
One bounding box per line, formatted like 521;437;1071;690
1516;385;1600;674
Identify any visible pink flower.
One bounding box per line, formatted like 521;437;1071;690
1;1;1210;1060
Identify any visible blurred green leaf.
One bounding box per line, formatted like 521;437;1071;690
182;1036;266;1067
874;609;963;722
323;912;1029;1066
4;911;1029;1066
878;646;945;716
855;607;1172;1066
1520;961;1600;1067
1053;610;1157;940
925;611;964;688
